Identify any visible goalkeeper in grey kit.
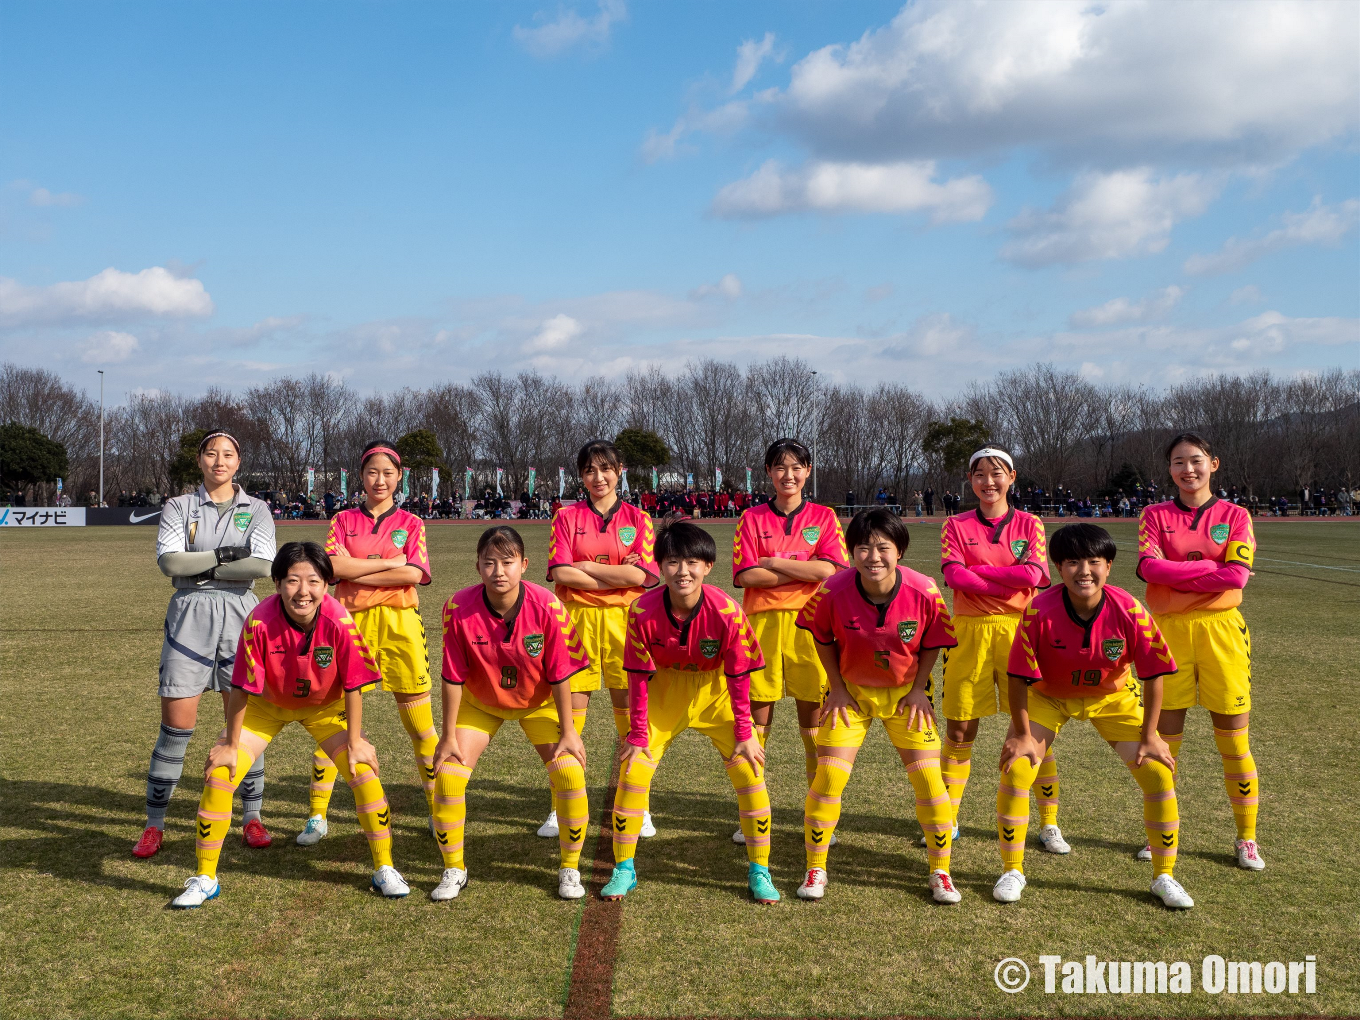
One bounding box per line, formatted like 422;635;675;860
132;430;278;858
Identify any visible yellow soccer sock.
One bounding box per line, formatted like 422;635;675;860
334;750;394;869
571;705;588;737
612;754;657;863
799;727;820;784
997;756;1037;873
1128;758;1179;877
1036;750;1060;827
940;737;973;825
753;724;770;749
804;755;852;871
1163;733;1183;764
726;755;772;866
309;748;338;818
611;707;630;741
548;755;589;870
908;757;953;874
1214;726;1258;841
433;760;472;870
194;748;253;879
397;695;439;818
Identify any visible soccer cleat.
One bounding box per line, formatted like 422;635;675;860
170;874;220;909
430;868;468;901
732;827;745;844
928;870;962;904
600;860;637;900
1136;844;1153;861
796;867;828;900
1150;873;1194;909
296;816;328;846
1235;839;1265;871
918;824;959;847
992;869;1027;903
537;810;559;838
748;862;780;904
1037;824;1070;855
558;867;586;900
132;825;164;859
242;818;273;849
640;811;656;838
371;865;410;898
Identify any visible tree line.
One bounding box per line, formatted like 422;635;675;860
1;358;1356;507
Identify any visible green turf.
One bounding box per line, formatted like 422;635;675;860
2;518;1357;1018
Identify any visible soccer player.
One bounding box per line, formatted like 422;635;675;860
170;542;409;907
599;517;778;904
994;524;1192;909
302;442;435;846
542;440;658;839
794;508;960;903
937;448;1065;854
733;438;848;839
429;526;591;902
134;430;277;859
1137;433;1262;870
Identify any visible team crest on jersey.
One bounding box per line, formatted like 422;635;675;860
500;665;518;688
1210;523;1230;544
524;633;544;658
1102;638;1125;662
700;639;720;658
312;646;334;669
232;510;251;532
390;528;409;549
1010;539;1028;559
801;526;821;544
618;526;637;546
898;620;918;642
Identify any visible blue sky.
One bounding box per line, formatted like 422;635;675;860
1;0;1356;401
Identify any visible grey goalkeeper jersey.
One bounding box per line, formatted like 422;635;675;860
156;485;277;591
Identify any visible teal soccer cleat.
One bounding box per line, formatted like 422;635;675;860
600;860;637;900
748;862;780;904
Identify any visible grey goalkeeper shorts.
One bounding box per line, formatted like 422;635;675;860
158;588;258;698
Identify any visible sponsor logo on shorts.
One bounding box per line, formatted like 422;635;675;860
390;528;408;549
233;510;252;532
524;633;544;657
1011;539;1029;559
618;526;637;546
699;638;720;658
1210;523;1230;544
1102;638;1125;662
312;645;334;669
899;620;918;642
500;665;518;688
801;525;821;544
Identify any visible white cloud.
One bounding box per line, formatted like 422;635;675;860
1002;169;1218;266
1069;286;1185;328
1184;197;1360;275
641;100;749;163
79;330;139;363
29;187;83;208
1230;285;1263;306
690;274;742;300
732;32;776;93
513;0;626;57
0;266;214;328
712;158;991;221
525;313;585;351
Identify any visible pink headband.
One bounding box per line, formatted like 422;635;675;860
362;446;402;467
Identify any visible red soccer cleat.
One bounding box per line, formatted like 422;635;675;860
132;826;164;858
242;818;273;849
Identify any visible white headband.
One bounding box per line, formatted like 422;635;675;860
969;447;1014;470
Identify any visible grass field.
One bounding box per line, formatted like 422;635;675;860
2;517;1357;1019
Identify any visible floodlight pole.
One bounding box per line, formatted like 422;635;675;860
98;370;105;507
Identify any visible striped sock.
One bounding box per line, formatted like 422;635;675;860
996;757;1037;873
434;760;472;870
940;737;973;826
804;756;852;870
309;748;338;818
571;705;588;737
193;748;254;879
397;695;439;817
548;755;588;870
1214;726;1258;841
238;752;265;824
145;723;193;829
1128;759;1179;877
1035;751;1059;828
799;727;820;784
908;756;953;874
335;750;393;869
611;707;630;741
612;754;657;863
726;755;772;866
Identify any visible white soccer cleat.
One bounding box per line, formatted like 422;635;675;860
537;810;559;838
296;816;328;846
171;874;220;909
558;867;586;900
430;867;468;902
928;869;962;904
918;824;959;847
640;811;656;838
796;867;828;900
992;869;1027;903
371;865;410;898
1136;844;1153;861
1235;839;1265;871
1150;873;1194;909
732;827;746;844
1038;824;1071;855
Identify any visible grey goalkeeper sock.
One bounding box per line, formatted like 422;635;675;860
239;751;265;823
145;723;194;829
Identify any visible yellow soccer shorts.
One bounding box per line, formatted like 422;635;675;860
941;613;1020;721
240;695;351;756
353;604;431;694
564;602;629;693
637;668;740;760
1154;608;1252;715
455;689;566;747
817;682;942;751
749;608;827;703
1027;681;1144;744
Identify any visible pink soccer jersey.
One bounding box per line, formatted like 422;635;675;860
797;566;956;689
1007;584;1176;700
941;507;1050;616
1137;497;1255;615
546;499;658;608
441;581;590;711
733;500;849;615
232;594;381;707
324;506;432;612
